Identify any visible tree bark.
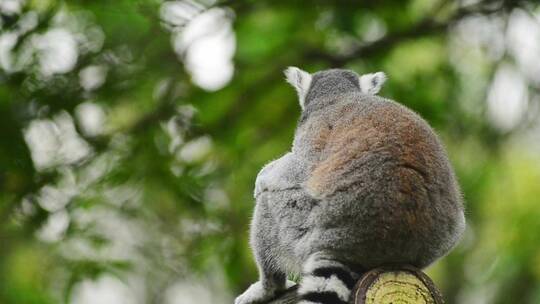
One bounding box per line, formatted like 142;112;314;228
267;266;444;304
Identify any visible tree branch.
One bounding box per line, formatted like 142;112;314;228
266;266;444;304
304;1;509;67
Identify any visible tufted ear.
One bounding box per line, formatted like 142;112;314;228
359;71;387;94
284;66;312;109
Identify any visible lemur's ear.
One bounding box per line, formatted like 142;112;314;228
284;66;312;109
359;72;387;94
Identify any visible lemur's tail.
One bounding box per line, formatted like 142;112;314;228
298;254;360;304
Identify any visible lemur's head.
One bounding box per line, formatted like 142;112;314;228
284;67;386;110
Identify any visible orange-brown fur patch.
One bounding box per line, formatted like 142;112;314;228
306;103;439;204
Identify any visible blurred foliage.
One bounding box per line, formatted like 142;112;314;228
1;0;540;303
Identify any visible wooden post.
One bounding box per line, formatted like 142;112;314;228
268;266;444;304
354;266;444;304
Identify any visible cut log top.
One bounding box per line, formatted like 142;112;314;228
268;266;444;304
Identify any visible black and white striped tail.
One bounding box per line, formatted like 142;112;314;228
298;254;358;304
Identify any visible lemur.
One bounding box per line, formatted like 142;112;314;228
235;67;465;304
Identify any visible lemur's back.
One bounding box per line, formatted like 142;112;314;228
236;68;465;304
293;93;465;268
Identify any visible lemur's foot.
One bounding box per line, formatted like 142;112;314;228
235;280;295;304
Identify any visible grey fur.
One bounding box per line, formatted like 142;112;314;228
235;68;465;304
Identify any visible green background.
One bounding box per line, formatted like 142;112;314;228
1;0;540;303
